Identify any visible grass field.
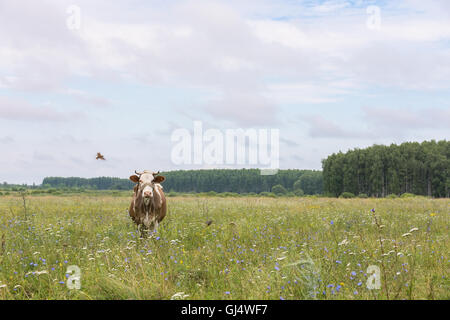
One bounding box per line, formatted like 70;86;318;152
0;194;448;300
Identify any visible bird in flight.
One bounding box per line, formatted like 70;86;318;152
96;152;106;160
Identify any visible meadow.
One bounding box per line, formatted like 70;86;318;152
0;194;448;300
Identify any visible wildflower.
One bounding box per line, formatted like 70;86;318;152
170;292;189;300
274;266;280;271
330;220;334;225
402;233;412;237
351;271;356;276
225;291;230;295
354;290;358;295
336;260;342;264
357;282;362;286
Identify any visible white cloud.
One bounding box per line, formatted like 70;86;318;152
0;96;85;122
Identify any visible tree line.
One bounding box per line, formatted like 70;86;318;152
39;169;323;195
322;140;449;198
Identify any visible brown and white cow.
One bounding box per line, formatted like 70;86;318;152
129;170;166;236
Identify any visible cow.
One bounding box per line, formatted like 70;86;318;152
128;170;166;237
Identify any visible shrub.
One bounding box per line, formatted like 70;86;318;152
294;189;304;196
357;193;368;198
339;192;355;199
400;193;415;198
219;192;240;197
260;192;276;198
271;184;287;195
386;194;398;199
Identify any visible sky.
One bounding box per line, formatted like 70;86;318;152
0;0;449;184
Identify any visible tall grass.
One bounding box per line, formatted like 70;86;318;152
0;195;448;300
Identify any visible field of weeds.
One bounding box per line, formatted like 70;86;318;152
0;195;448;300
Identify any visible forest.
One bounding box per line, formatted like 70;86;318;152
322;140;449;198
39;169;324;195
2;140;448;198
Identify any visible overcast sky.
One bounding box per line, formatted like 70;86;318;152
1;0;449;184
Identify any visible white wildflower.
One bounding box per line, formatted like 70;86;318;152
171;292;190;300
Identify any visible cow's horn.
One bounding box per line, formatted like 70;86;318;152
152;171;160;176
135;170;143;176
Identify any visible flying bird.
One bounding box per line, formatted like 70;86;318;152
96;152;106;160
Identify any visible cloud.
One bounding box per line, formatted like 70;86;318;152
301;114;375;139
65;89;113;107
362;106;450;130
280;137;299;147
0;96;84;122
0;136;14;144
202;91;279;126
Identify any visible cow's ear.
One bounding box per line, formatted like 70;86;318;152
129;175;139;183
154;175;165;183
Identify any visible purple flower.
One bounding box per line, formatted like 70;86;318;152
330;220;334;225
225;291;230;295
274;266;280;271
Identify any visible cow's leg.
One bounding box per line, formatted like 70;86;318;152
139;224;149;238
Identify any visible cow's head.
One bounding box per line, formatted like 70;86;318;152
130;170;165;207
